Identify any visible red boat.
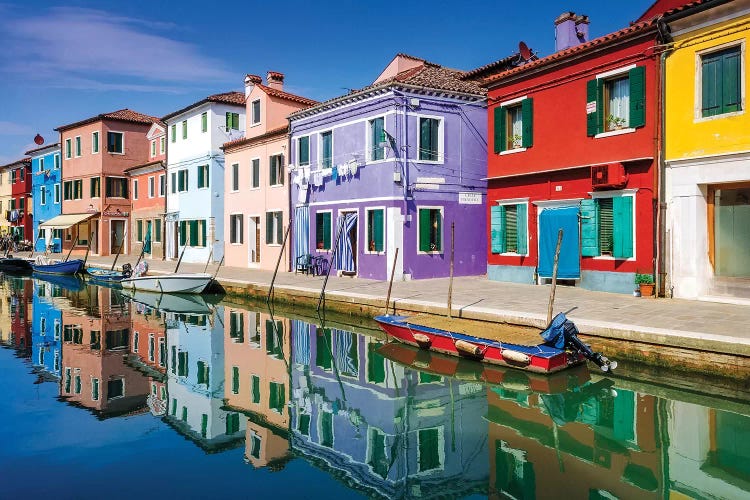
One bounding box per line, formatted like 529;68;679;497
373;312;616;374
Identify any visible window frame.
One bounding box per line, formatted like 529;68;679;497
265;210;283;246
54;183;60;204
297;135;311;167
201;112;208;133
106;131;125;154
365;207;386;254
584;189;637;261
416;115;444;164
231;163;240;192
181;120;188;140
315;210;333;252
92;131;100;154
197;164;210;189
416;206;444;254
150;139;156;158
171;124;177;143
490;199;530;256
160;136;166;153
250;99;261;126
319;130;333;169
366;115;387;163
74;135;82;157
38;157;45;172
177;169;189;193
695;40;745;121
90;177;101;199
587;64;643;139
269;153;284;187
132;179;139;200
158;174;166;197
230;213;244;245
148;176;155;198
65;138;72;159
250;157;261;189
40;186;47;206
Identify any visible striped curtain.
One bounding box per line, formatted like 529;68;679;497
294;206;309;261
291;320;310;366
333;329;358;376
335;213;357;272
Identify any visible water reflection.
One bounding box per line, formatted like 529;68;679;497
1;274;749;498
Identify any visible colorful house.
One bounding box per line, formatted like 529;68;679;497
31;280;63;381
125;121;167;260
1;158;33;242
163;92;245;264
663;0;750;301
289;54;488;281
0;163;12;237
478;12;662;294
54;109;159;256
223;72;317;270
27;143;63;252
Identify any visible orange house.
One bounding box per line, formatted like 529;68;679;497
54;109;159;256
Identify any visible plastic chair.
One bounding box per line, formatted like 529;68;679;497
295;254;313;275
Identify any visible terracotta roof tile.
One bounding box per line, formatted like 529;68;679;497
256;84;319;106
124;159;165;174
56;109;160;132
221;125;288;150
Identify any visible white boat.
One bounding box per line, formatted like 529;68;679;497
119;273;213;294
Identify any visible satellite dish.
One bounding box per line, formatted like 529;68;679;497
519;41;532;61
34;134;44;145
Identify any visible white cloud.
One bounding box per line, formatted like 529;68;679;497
0;6;234;92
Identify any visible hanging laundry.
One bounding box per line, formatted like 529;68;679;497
331;165;339;181
298;183;309;203
322;168;333;178
349;160;359;176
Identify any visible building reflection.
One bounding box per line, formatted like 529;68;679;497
127;297;168;416
0;276;32;358
31;280;62;382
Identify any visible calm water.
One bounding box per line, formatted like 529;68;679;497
1;275;749;499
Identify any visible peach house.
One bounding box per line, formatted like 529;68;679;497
222;72;317;270
53;109;159;256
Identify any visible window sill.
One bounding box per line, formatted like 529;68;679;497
694;110;745;123
315;248;332;253
229;190;240;194
418;251;444;255
590;255;636;262
365;159;389;166
594;128;635;139
267;243;282;247
250;122;261;128
494;252;528;256
499;147;527;156
230;242;243;246
270;184;284;188
364;251;385;255
108;152;125;155
416;159;445;165
249;187;261;191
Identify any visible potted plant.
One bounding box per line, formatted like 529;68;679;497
635;273;655;297
510;133;523;149
607;114;627;130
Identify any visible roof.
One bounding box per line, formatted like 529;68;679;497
638;0;699;21
162;91;245;121
222;125;288;151
123;159;166;174
0;158;31;170
463;53;523;80
56;109;160;132
256;84;319;107
290;56;485;120
24;143;60;156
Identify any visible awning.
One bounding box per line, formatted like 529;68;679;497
39;212;98;229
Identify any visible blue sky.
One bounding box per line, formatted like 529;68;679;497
0;0;655;164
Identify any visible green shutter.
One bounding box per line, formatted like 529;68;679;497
702;56;720;117
137;220;143;242
316;328;332;370
266;212;274;244
232;366;239;394
201;112;207;132
367;343;386;383
493;106;506;153
628;66;646;128
225;112;231;131
276;213;283;244
252;160;260;187
372;209;384;252
521;98;534;148
299;136;309;165
723;48;741;113
323;212;331;249
434;211;442;251
586;79;599;136
419;209;431;252
580;199;600;257
189;220;198;247
201;220;206;247
278;155;284;185
613;196;634;259
197;166;204;188
252;375;260;403
269;157;276;185
516;203;528;254
179;221;186;246
490;205;506;254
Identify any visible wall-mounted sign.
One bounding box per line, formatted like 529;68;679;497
103;211;129;217
586;101;596;114
459;192;482;205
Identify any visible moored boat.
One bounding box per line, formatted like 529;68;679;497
31;256;85;275
0;256;34;274
121;288;213;314
86;263;131;286
373;312;616;374
33;272;86;292
119;273;213;294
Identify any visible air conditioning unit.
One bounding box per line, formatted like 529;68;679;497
591;163;627;190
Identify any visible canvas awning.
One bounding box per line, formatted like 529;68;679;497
39;212;98;229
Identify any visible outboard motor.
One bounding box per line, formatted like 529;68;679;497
541;313;617;372
122;263;133;278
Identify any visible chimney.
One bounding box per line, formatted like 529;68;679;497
244;74;262;97
555;12;589;52
267;71;284;91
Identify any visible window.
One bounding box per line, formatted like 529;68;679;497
418;427;442;472
201;112;208;133
39;157;45;172
269;382;285;413
251;99;261;125
418;208;442;252
150;140;156;157
265;319;284;358
63;180;83;200
54;184;60;204
231;163;239;191
418;117;442;161
269;154;284;186
90;177;100;198
490;203;528;255
91;378;100;401
367;342;386;384
40;186;47;205
251;158;260;188
320;131;332;168
65;139;72;159
92;132;99;154
177;351;188;377
493;98;534;153
586;66;645;136
226;112;240;131
54;154;60;169
107;132;124;153
369;117;385;161
11;169;16;183
132;179;138;200
179;219;207;247
153;219;162;243
75;136;81;157
230;214;243;244
181;120;187;139
366;208;384;252
197;360;210;386
160;136;166;153
136;219;143;242
251;375;261;404
298;136;310;166
159;174;166;196
580;196;634;259
266;211;283;245
148;176;155;198
171;124;176;143
197;164;209;188
315;211;331;251
177;169;188;192
701;45;742;118
249;433;261;459
225;413;240;435
19;197;25;211
232;366;240;394
105;177;128;198
171;172;176;194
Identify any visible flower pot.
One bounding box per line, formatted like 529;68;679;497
639;283;655;297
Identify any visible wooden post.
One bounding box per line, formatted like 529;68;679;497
64;226;79;262
203;249;213;273
110;230;126;271
267;223;292;304
212;255;224;280
82;231;94;269
447;222;455;318
547;229;564;325
174;244;187;273
384;248;399;315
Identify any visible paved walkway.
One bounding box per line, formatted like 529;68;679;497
86;256;750;358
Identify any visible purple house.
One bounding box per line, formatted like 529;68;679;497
289;54;488;280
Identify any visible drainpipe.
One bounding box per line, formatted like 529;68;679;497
656;17;674;298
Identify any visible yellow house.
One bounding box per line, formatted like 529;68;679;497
664;0;750;301
0;164;13;236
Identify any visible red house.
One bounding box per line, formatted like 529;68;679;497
477;12;663;294
6;158;33;242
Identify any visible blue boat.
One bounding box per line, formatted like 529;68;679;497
31;258;85;276
32;273;86;292
86;266;128;286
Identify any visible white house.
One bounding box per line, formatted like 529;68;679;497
163;92;246;263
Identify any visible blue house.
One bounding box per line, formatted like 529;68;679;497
26;143;62;252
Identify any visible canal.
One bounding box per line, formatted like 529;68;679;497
1;275;749;499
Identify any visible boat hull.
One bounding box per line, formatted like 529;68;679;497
32;259;84;275
373;315;585;374
0;258;33;274
86;268;125;286
120;273;212;294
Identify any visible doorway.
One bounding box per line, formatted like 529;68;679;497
337;211;358;274
110;219;126;255
538;206;580;280
249;216;260;264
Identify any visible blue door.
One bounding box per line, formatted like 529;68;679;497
538;206;580;279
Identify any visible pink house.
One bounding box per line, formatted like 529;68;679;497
222;72;317;270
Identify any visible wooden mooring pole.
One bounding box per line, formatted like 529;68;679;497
547;229;563;325
447;222;455;318
384;248;399;315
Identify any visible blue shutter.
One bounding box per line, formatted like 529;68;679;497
580;199;599;257
612;196;634;259
516;203;527;254
490;205;506;254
